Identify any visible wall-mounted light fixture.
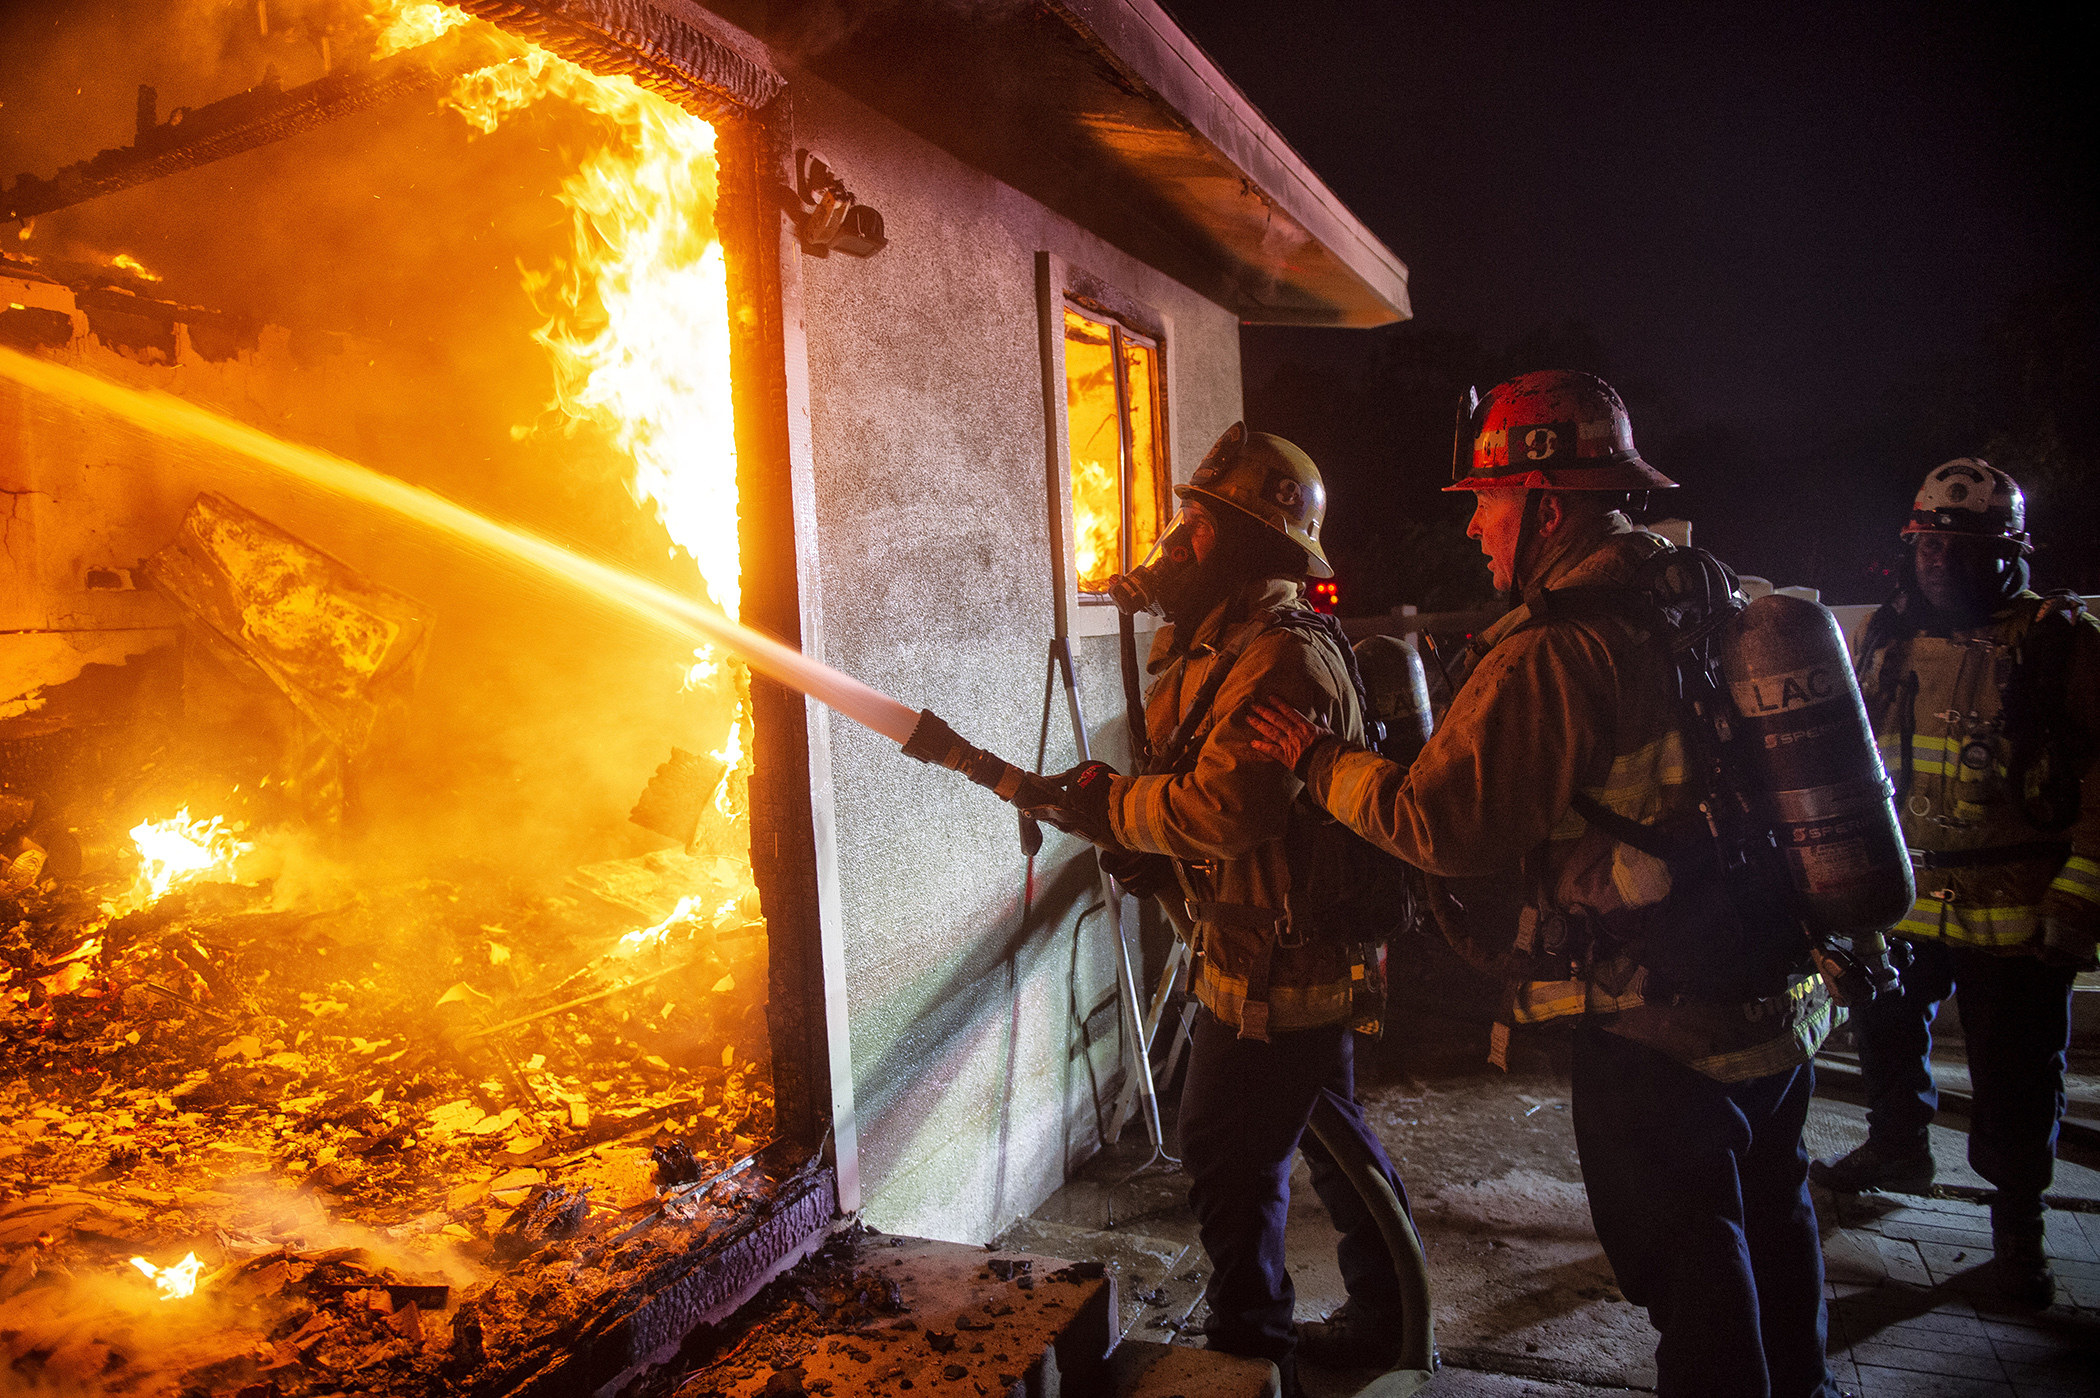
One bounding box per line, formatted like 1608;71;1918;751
791;151;887;259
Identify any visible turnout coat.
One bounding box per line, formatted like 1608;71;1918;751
1858;590;2100;967
1302;515;1833;1082
1105;576;1366;1038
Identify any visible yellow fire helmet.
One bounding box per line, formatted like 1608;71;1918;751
1177;422;1333;579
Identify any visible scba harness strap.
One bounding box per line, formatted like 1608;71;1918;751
1498;546;1816;1003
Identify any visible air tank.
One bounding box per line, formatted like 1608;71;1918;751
1720;594;1915;934
1354;635;1435;766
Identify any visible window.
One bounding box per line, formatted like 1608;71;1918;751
1062;304;1167;599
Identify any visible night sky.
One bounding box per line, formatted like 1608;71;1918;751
1169;1;2097;607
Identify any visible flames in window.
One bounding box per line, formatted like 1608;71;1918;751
1063;306;1166;595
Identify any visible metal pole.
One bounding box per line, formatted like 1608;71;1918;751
1051;637;1166;1152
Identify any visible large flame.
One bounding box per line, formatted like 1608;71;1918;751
1063;307;1127;593
383;5;753;889
108;809;254;915
129;1252;204;1300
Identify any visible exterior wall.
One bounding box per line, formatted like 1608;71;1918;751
789;72;1243;1241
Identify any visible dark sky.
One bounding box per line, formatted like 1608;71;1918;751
1167;0;2097;603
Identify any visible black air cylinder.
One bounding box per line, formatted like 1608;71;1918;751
1720;595;1915;933
1354;635;1435;766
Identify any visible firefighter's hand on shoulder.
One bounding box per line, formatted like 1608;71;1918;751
1247;699;1338;777
1023;760;1120;848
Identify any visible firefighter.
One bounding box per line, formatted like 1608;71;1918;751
1025;423;1408;1393
1809;459;2099;1305
1246;371;1842;1398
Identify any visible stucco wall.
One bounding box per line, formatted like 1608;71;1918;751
791;72;1243;1242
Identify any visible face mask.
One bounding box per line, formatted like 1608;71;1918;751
1107;510;1204;618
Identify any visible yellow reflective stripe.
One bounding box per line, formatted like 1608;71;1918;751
1113;777;1174;853
1512;982;1586;1023
1325;750;1393;830
1511;980;1646;1024
2049;854;2100;905
1879;733;1959;778
1585;732;1690;819
1894;894;2039;946
1563;732;1690;841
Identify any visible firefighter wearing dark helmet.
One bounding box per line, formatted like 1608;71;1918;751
1248;371;1843;1398
1026;423;1410;1395
1810;459;2100;1306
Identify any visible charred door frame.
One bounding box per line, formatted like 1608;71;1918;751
452;0;858;1209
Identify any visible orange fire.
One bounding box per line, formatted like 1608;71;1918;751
107;809;254;916
1063;307;1127;593
108;252;162;282
129;1251;203;1300
378;3;755;906
1070;452;1122;593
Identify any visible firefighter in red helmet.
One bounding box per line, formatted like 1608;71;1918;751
1249;371;1843;1397
1811;459;2100;1306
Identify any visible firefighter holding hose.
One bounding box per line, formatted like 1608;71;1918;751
1811;460;2100;1306
1246;372;1846;1398
1024;423;1410;1393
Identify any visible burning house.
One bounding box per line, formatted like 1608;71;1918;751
0;1;1405;1391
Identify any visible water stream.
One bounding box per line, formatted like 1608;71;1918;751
0;345;921;744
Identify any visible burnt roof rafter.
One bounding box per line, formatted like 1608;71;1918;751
1;2;784;229
0;26;514;226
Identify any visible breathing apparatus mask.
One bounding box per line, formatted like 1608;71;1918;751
1106;508;1206;618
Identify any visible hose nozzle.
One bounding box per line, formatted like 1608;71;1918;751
902;710;1059;809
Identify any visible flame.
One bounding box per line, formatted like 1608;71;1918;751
404;4;754;892
108;252;162;283
130;1252;203;1299
616;894;707;957
108;809;254;915
1070;454;1122;593
370;0;473;55
363;5;758;975
1063;308;1127;593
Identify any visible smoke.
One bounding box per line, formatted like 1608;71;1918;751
0;1170;483;1396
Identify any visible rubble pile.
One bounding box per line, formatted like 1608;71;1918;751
635;1228;1114;1398
0;787;780;1396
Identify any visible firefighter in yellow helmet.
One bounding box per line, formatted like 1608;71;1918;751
1809;459;2100;1306
1026;423;1409;1394
1247;371;1843;1397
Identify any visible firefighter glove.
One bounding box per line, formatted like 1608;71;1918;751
1025;761;1120;848
1098;845;1175;900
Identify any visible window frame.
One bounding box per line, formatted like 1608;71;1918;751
1036;253;1173;639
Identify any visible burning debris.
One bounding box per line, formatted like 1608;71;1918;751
624;1227;1116;1398
0;797;784;1395
0;2;820;1391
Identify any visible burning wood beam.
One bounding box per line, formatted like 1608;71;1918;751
0;27;512;225
449;0;783;124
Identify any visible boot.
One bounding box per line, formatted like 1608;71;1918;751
1296;1298;1402;1369
1808;1137;1935;1194
1989;1206;2056;1308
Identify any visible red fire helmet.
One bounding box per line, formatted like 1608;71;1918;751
1445;370;1678;492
